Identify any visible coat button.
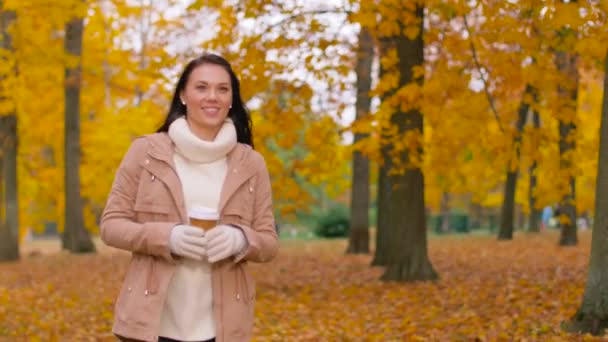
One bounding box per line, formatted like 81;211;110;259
128;287;132;292
144;290;149;296
232;169;237;173
249;187;253;193
151;175;156;181
145;159;150;164
236;294;241;301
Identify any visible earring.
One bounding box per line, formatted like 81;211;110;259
229;105;232;109
181;99;185;105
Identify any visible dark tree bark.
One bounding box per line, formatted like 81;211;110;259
561;47;608;336
63;12;95;253
347;27;374;254
469;201;482;229
379;4;437;282
498;85;532;240
371;146;391;266
555;50;579;246
528;109;541;232
0;3;19;262
439;192;450;233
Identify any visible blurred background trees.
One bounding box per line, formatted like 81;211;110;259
0;0;606;279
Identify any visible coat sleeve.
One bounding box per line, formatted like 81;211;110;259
100;138;176;262
234;153;279;263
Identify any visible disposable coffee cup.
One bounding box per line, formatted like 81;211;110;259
189;206;219;231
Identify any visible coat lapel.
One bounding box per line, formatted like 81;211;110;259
144;134;188;222
142;133;257;219
217;145;258;213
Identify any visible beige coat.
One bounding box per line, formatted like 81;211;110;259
100;132;278;342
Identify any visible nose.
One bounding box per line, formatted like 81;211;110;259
206;88;218;101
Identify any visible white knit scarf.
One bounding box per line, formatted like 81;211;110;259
168;116;237;163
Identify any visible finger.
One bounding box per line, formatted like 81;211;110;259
207;235;229;252
179;238;205;254
205;226;222;240
181;243;206;258
208;250;229;263
182;226;205;237
180;249;202;260
207;251;230;263
207;240;230;258
207;235;228;248
182;235;207;248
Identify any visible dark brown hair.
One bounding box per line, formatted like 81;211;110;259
157;53;253;147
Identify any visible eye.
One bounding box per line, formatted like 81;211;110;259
220;87;230;92
196;85;207;90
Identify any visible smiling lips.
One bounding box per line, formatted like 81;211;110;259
202;107;221;115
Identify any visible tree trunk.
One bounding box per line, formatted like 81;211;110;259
439;192;450;233
498;85;531;240
371;151;391;266
562;47;608;336
0;158;14;261
469;201;482;229
555;50;578;246
64;13;95;253
371;35;393;267
347;27;374;254
0;4;19;262
1;115;19;260
528;110;541;232
380;4;437;282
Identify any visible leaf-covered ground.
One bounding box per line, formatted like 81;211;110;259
0;230;603;341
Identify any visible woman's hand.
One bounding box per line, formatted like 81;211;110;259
206;225;247;263
169;225;207;260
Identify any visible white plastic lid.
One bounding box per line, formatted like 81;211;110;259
188;205;219;220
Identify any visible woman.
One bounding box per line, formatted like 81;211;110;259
100;53;279;342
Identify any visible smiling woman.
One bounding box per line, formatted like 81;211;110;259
179;63;233;140
100;53;278;342
158;54;253;147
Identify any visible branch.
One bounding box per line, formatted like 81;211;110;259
463;14;504;132
243;9;352;50
266;9;350;32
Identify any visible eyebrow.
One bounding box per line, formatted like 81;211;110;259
195;81;230;86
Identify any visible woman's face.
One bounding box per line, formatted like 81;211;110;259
180;63;232;140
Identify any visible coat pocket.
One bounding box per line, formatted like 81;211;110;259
222;179;256;227
133;167;175;221
226;263;256;338
115;255;144;323
115;254;158;327
133;202;170;223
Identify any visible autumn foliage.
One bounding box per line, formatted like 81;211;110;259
0;1;606;239
0;231;602;341
1;0;608;338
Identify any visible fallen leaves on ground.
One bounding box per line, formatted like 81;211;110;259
0;230;602;341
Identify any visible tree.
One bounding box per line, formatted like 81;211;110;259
497;85;533;240
0;1;19;262
63;5;95;253
554;0;580;246
378;3;437;282
371;141;391;266
347;27;374;254
528;108;541;232
562;46;608;336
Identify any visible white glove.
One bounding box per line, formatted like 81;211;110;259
169;225;207;260
206;224;247;263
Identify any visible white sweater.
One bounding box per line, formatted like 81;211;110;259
158;117;237;341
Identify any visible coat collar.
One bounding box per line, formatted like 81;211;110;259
142;132;259;216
